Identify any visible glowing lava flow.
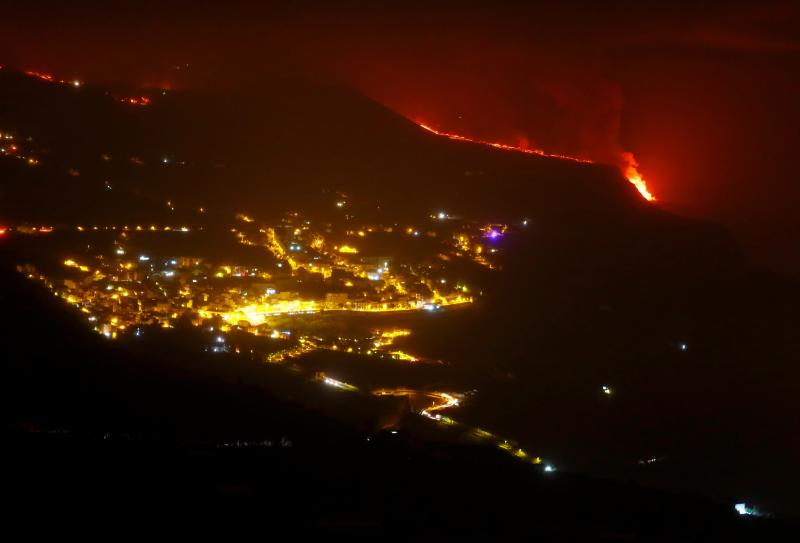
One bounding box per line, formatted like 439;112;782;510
417;122;655;202
620;151;654;202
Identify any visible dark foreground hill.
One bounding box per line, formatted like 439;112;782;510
1;265;796;540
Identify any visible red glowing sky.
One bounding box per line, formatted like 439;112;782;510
2;0;800;273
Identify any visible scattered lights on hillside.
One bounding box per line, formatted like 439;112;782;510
22;69;152;107
124;96;151;106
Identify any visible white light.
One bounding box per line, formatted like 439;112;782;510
437;212;447;220
732;503;763;517
139;255;150;261
544;465;556;473
116;248;125;255
216;336;225;343
679;343;688;351
72;80;81;87
336;201;345;208
323;377;345;389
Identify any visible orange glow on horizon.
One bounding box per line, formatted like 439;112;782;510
416;122;655;202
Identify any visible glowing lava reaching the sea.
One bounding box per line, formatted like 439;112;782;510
417;122;655;202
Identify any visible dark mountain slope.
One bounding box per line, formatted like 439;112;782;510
3;68;800;517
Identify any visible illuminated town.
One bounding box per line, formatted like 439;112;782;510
13;206;500;338
7;201;549;466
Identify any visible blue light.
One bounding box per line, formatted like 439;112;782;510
487;230;501;239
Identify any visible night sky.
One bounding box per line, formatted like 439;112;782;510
3;0;799;274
